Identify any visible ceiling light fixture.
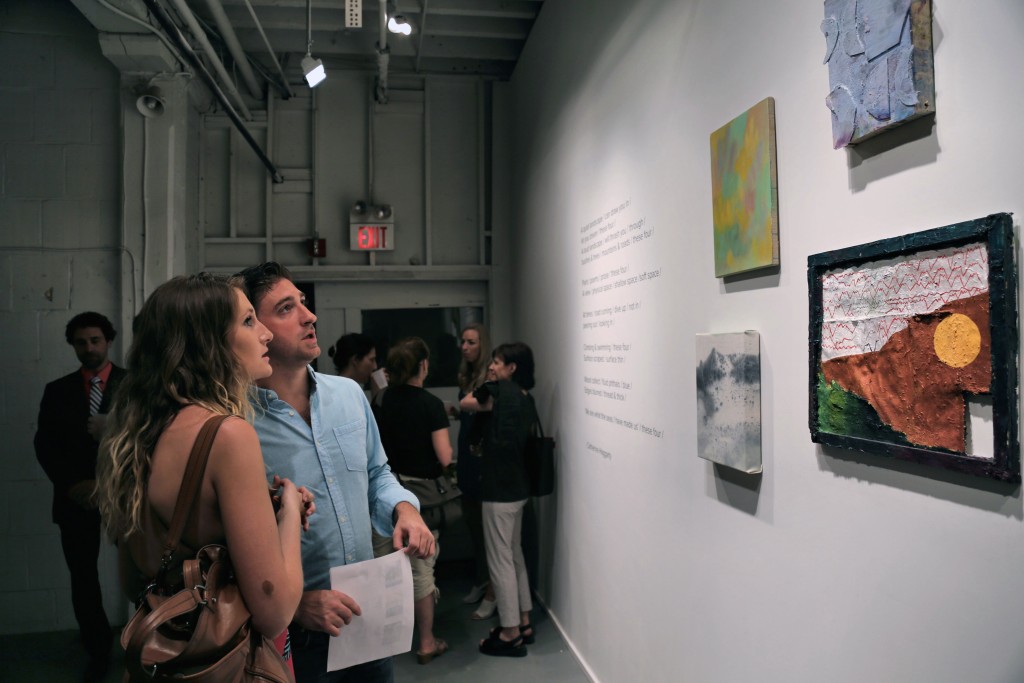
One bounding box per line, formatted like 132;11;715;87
387;1;414;35
303;0;326;88
302;54;325;87
387;14;413;35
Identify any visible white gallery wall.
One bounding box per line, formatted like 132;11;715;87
508;1;1024;681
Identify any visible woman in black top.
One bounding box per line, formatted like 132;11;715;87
377;337;452;664
460;342;538;657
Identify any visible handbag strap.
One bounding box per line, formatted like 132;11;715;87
156;414;230;586
528;394;544;438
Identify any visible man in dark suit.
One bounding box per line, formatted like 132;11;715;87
35;312;126;682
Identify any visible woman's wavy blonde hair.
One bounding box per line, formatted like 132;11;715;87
457;322;491;393
95;273;254;541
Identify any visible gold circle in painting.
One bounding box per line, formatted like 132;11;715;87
933;313;981;368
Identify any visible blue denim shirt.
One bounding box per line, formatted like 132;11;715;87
253;367;418;591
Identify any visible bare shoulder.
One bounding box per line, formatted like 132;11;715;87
209;416;263;468
212;414;258;441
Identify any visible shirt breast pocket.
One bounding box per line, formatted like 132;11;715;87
333;420;368;472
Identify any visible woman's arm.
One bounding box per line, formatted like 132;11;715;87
459;382;495;412
431;428;453;468
210;418;304;638
459;394;486;411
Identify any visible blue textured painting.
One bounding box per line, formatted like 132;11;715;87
821;0;935;148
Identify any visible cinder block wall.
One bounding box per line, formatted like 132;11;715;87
0;0;124;634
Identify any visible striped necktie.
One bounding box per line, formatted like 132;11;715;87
89;376;103;416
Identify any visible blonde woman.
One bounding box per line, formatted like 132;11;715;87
96;274;309;677
455;323;498;614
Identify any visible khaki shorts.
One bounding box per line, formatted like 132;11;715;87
371;529;440;601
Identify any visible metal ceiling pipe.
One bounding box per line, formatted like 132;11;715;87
376;0;390;103
166;0;253;120
141;0;283;183
414;0;429;73
240;0;293;99
201;0;263;100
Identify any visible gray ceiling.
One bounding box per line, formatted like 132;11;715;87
73;0;545;91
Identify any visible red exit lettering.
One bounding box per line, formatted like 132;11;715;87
358;225;388;249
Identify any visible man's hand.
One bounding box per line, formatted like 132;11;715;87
392;502;435;559
293;589;362;637
270;474;316;531
68;480;97;509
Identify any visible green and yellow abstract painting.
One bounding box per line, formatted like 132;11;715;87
709;97;779;277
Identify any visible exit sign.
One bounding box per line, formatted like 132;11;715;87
350;224;394;251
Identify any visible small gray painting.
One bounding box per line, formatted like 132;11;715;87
696;331;762;473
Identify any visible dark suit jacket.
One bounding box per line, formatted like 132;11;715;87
34;365;126;524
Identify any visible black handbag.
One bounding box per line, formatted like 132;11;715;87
398;473;462;531
525;415;555;497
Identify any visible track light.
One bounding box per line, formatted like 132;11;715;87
387;1;414;35
302;0;325;88
302;54;325;87
387;14;413;35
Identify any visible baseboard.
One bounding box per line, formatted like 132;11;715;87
533;591;601;683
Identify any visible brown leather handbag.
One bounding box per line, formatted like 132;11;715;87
120;415;294;682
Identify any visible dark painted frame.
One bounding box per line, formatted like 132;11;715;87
808;213;1019;482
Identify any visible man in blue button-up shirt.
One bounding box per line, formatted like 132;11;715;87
240;263;434;683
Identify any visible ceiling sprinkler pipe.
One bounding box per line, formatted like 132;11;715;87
202;0;263;99
376;0;389;103
166;0;253;120
141;0;284;183
239;0;293;99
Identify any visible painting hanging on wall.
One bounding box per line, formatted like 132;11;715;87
808;213;1019;482
821;0;935;149
709;97;779;278
696;331;762;474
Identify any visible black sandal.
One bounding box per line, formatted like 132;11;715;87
489;625;535;645
479;631;527;657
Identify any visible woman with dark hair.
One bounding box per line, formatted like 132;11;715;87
376;337;453;664
454;323;498;615
95;274;310;678
460;341;537;657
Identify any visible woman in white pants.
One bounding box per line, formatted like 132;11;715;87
460;342;538;658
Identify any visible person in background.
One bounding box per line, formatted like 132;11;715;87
329;332;381;394
375;337;453;664
94;275;308;680
34;311;126;682
237;261;434;683
454;323;498;618
460;342;538;658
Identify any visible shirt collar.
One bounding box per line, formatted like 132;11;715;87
254;365;318;408
81;362;112;383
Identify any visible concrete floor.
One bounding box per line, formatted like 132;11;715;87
0;575;590;683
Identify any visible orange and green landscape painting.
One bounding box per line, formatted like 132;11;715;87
816;241;990;455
